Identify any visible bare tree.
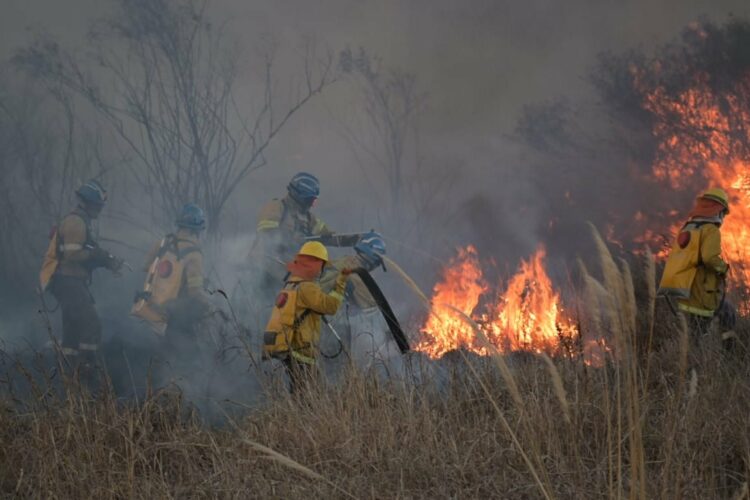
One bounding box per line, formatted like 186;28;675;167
338;48;426;227
14;0;335;235
337;47;459;251
0;72;102;287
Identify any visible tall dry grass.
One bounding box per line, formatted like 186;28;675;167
1;230;750;498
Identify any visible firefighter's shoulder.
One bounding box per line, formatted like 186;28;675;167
59;212;88;239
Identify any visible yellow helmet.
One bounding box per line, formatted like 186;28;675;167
700;187;730;213
297;241;329;262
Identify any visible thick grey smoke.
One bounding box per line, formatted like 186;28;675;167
1;0;748;407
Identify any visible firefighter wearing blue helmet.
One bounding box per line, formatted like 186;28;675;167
135;203;214;345
249;173;334;293
319;231;399;371
39;179;123;379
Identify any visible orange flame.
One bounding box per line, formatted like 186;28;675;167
416;245;580;359
416;245;488;359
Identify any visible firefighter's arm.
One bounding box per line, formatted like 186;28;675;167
701;225;729;275
184;253;213;308
297;273;350;315
318;259;344;293
256;200;284;234
311;216;334;238
59;215;122;272
255;200;291;256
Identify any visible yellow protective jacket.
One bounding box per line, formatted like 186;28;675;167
40;207;111;289
263;273;347;364
320;255;377;310
251;196;333;268
659;220;728;317
132;230;211;334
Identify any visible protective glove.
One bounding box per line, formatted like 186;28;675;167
335;268;352;291
89;246;114;270
108;255;125;276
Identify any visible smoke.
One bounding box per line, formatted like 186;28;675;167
1;0;749;408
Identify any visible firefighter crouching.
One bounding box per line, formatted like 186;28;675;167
319;231;395;371
263;241;351;393
132;203;214;349
39;179;124;377
658;187;734;340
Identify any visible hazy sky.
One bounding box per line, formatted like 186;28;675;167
3;0;749;247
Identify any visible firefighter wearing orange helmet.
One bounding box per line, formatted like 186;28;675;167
263;241;350;393
658;187;731;336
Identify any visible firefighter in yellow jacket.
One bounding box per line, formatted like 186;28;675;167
133;203;213;345
39;179;123;373
658;187;731;335
249;173;361;301
263;241;350;392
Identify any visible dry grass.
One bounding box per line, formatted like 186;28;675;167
1;343;749;498
2;235;750;499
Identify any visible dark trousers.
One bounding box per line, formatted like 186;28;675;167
50;276;102;386
50;275;101;357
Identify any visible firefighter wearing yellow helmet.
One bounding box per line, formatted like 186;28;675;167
132;204;214;343
39;180;123;380
263;241;351;393
658;187;731;335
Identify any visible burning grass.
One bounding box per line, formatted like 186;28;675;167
1;237;749;498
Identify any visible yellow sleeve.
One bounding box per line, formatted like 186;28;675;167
257;200;284;232
184;252;205;291
311;214;332;236
319;258;345;293
701;225;729;274
58;215;91;263
297;280;344;315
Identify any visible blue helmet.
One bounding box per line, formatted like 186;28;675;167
76;179;107;206
176;203;207;231
287;172;320;206
354;231;386;268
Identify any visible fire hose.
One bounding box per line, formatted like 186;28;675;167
351;267;410;353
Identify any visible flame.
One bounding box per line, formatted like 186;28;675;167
416;245;488;359
634;69;750;306
416;246;580;360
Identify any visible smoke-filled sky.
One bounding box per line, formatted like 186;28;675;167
2;0;749;260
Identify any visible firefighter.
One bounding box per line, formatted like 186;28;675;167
248;173;361;305
132;203;214;347
39;179;123;377
658;187;731;337
262;241;350;393
318;231;396;371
